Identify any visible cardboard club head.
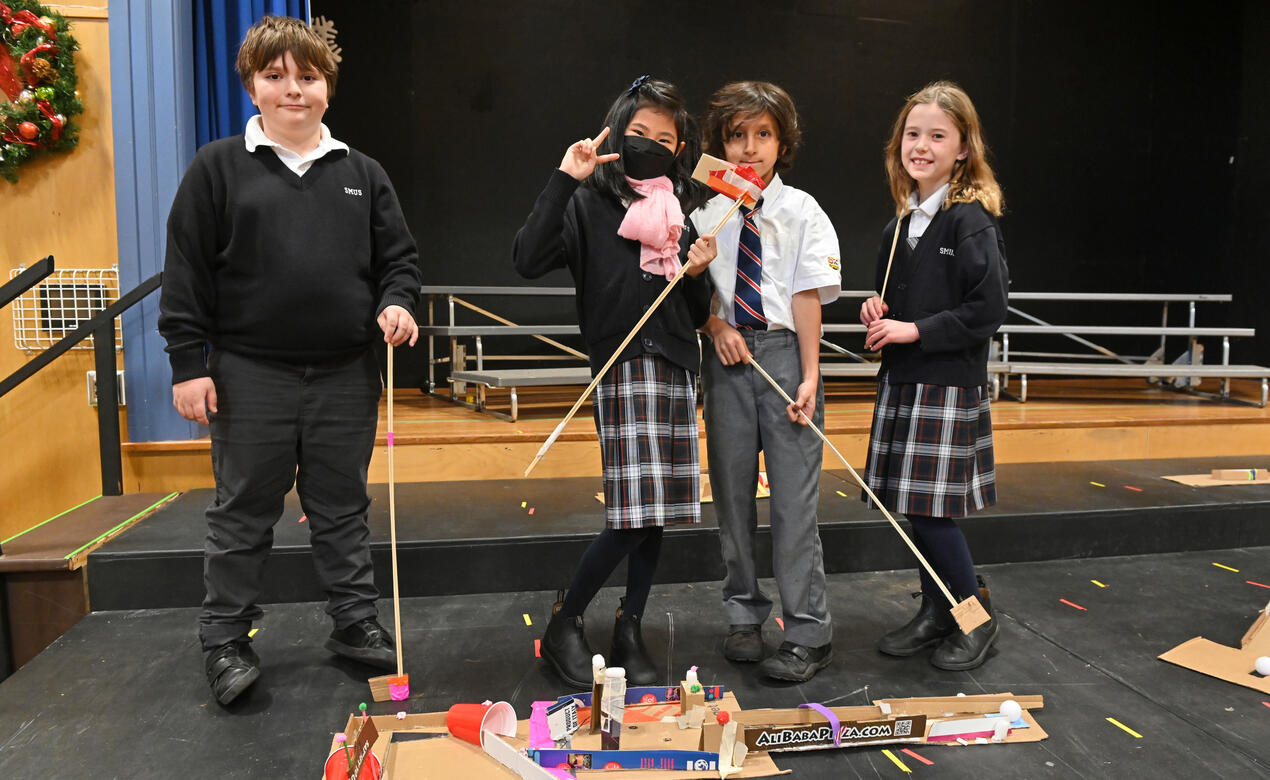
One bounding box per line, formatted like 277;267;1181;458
692;153;766;206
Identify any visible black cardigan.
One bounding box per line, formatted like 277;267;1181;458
512;169;712;376
159;136;421;383
875;200;1008;387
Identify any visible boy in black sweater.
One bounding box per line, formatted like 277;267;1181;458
158;16;421;706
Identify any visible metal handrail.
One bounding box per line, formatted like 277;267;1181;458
0;270;163;497
0;255;53;308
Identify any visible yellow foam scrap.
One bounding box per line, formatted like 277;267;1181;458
881;749;912;773
1106;717;1142;738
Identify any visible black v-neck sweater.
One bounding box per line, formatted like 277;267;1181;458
159;136;421;383
512;169;711;376
875;201;1009;387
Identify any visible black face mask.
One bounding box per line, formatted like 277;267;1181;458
622;135;675;180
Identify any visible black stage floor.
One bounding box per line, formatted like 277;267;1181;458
2;547;1268;778
87;455;1270;610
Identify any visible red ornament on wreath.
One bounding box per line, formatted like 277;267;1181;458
17;121;38;140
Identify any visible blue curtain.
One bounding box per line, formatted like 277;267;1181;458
194;0;308;148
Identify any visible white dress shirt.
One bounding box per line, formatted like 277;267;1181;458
906;182;950;247
690;174;842;332
243;115;349;176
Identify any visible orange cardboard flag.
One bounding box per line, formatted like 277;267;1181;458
692;153;765;206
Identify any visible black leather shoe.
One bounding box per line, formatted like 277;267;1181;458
722;624;764;663
326;617;397;671
205;640;260;706
758;641;832;682
541;592;595;690
609;599;658;686
931;578;999;671
877;591;956;656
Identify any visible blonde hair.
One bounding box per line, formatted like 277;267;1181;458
883;81;1003;216
236;16;339;98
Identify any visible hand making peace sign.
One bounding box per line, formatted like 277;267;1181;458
559;126;622;181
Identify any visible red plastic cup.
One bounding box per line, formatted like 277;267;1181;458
322;748;382;780
446;700;517;746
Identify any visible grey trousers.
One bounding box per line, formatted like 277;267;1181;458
703;329;832;647
199;349;381;649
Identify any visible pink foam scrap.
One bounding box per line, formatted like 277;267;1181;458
387;432;395;446
529;701;554;749
389;682;409;701
927;729;996;743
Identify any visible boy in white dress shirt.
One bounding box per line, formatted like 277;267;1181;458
691;81;841;682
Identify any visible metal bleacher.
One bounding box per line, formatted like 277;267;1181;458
418;287;1269;419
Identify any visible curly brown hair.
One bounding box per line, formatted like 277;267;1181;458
884;81;1003;216
702;81;801;174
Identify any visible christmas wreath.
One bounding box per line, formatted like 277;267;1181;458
0;1;82;183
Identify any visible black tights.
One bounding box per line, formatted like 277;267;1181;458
907;514;979;602
560;526;664;619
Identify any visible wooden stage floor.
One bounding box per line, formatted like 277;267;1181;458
391;376;1270;442
121;377;1270;490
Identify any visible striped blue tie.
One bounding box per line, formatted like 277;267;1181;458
734;201;766;329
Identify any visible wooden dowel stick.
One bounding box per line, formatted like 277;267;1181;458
707;191;749;237
877;213;905;304
387;344;404;676
452;296;588;360
524;191;748;476
746;356;960;613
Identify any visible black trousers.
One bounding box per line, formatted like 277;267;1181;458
199;349;381;649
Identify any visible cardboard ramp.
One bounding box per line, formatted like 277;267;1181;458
1158;600;1270;694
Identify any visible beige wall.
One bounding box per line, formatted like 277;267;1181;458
0;2;118;542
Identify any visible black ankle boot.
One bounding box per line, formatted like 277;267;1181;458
931;577;999;670
609;598;658;686
877;591;956;657
541;590;595;689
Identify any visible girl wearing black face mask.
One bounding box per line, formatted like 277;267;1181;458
513;77;718;689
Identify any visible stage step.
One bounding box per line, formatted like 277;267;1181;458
117;380;1270;494
86;455;1270;611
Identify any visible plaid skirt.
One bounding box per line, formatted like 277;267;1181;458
863;373;996;518
593;354;701;529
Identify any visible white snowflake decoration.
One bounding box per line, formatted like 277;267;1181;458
309;15;342;63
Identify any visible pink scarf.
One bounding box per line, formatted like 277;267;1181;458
616;176;684;279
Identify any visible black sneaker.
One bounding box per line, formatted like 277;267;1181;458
205;640;260;706
326;617;397;671
758;641;832;682
722;624;764;662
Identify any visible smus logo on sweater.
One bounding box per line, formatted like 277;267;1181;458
939;247;955;256
344;187;363;196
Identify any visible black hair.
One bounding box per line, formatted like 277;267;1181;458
586;77;709;213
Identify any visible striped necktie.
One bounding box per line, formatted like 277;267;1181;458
733;201;766;329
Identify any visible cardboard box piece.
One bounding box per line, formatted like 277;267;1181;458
1163;468;1270;487
1159;600;1270;694
324;691;1046;778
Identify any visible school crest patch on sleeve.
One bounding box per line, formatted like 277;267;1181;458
827;256;840;271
